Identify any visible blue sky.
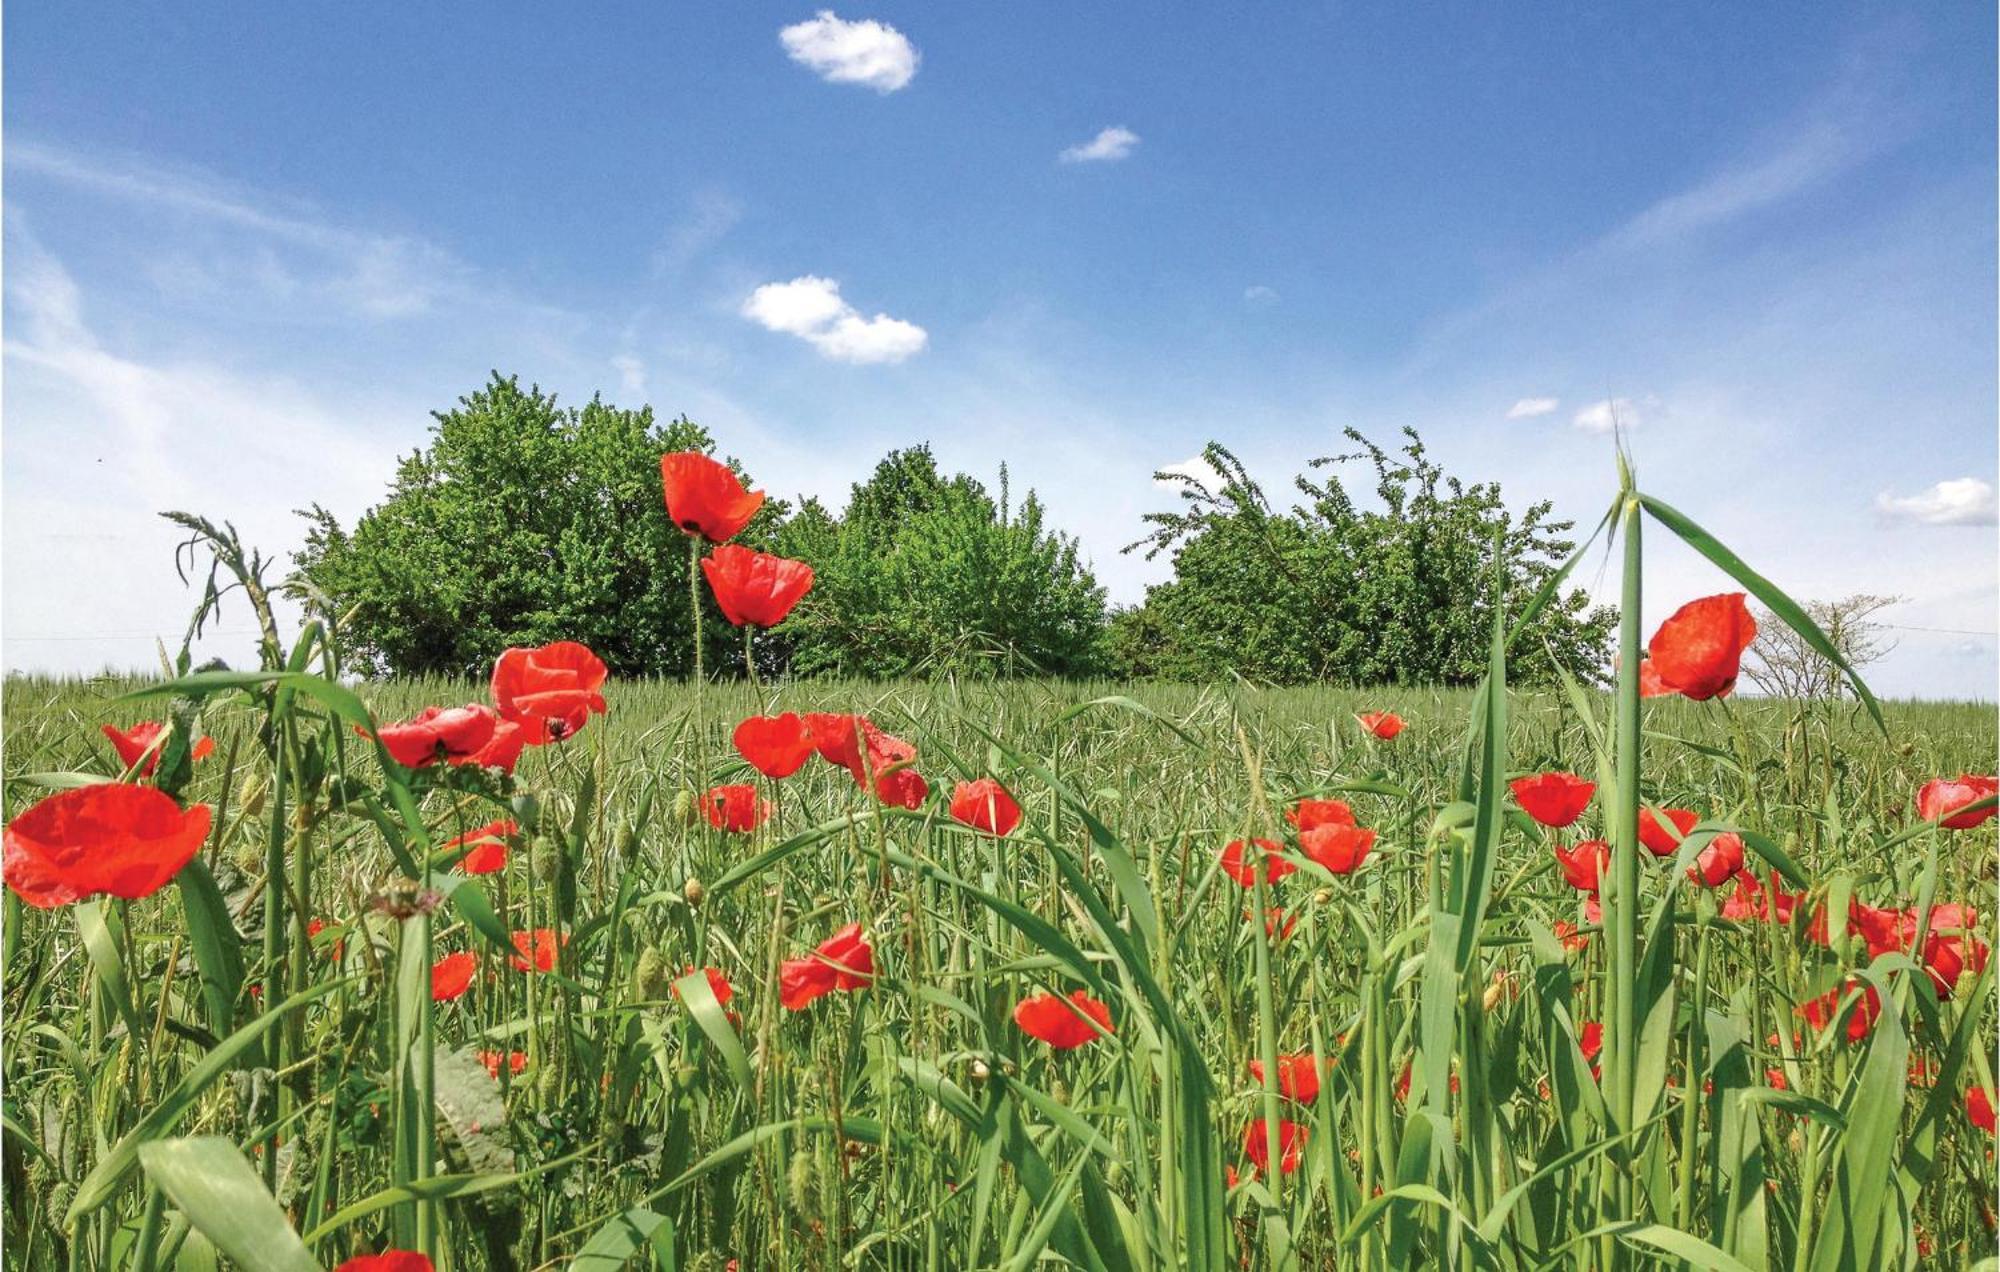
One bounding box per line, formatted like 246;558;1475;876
5;4;1995;696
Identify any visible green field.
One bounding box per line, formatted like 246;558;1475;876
3;666;1994;1269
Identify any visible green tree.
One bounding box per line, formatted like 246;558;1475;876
1116;428;1613;685
772;448;1108;677
293;373;770;677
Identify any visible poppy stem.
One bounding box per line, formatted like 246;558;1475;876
744;626;762;695
688;535;705;689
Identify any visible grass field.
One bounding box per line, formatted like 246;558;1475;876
3;660;1995;1270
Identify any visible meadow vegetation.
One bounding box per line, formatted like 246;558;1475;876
1;450;1995;1271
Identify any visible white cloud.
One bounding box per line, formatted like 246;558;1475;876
1153;454;1228;491
1572;397;1640;433
1506;396;1559;419
1243;285;1279;305
611;354;648;399
741;275;927;364
1060;126;1140;164
1875;478;1998;527
779;11;918;93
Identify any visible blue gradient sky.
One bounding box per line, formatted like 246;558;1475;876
5;5;1994;695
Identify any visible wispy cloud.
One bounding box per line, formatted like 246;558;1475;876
654;187;744;276
1243;284;1280;306
741;275;927;364
1876;478;1998;526
1060;126;1140;164
8;141;468;318
1506;396;1559;419
1572;397;1642;433
779;11;919;93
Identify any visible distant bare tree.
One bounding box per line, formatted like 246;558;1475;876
1743;594;1902;699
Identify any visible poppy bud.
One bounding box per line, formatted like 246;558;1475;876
511;793;542;834
1481;979;1507;1013
634;946;669;999
786;1150;819;1216
240;778;267;819
1314;888;1334;906
534;837;563;884
673;1063;700;1094
672;789;697;825
615;820;640;863
535;1060;563;1102
683;877;706;907
969;1058;991;1084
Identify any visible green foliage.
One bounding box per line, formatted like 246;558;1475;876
770;447;1108;678
1116;428;1616;685
293;373;767;677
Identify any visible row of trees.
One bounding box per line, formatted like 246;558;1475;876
293;374;1620;684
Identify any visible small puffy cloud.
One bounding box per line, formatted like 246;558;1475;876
1060;126;1140;164
611;355;647;398
741;275;927;364
1875;478;1998;527
1153;454;1228;490
1243;284;1280;305
1506;396;1559;419
779;11;918;92
1573;397;1640;433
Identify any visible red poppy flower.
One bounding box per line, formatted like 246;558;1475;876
1300;823;1375;875
461;719;528;773
1720;870;1804;925
733;713;816;779
491;642;609;743
779;923;874;1010
443;820;515;874
871;766;930;809
701;784;772;833
1248;1053;1323;1104
1553;920;1588;953
1357;712;1404;740
1637;658;1670;698
336;1254;435;1272
1553;839;1609;893
845;719;916;782
702;545;814;629
1636;806;1699;857
805;713;864;769
102;721;215;778
1644;594;1756;701
1922;904;1990;980
478;1050;528;1079
674;965;735;1008
949;779;1022;836
1578;1021;1604;1065
1249;907;1298;940
1511;772;1596;828
1688;831;1745;888
660;451;765;543
373;705;498;769
1918;934;1965;997
1797;979;1881;1043
4;784;213;909
509;928;564;974
1286;798;1356;832
1916;775;1998;830
1014;989;1114;1049
1968;1087;1996;1135
306;917;345;961
431;952;478;1002
1848;903;1914;958
1242;1119;1308;1174
1220;838;1294;888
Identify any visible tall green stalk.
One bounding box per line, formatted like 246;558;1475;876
1607;488;1644;1233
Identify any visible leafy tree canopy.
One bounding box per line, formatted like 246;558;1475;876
769;447;1108;678
1109;428;1614;686
294;373;773;677
294;379;1106;679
